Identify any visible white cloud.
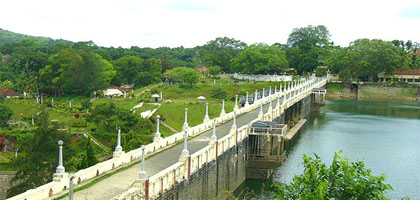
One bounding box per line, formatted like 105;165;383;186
1;0;420;48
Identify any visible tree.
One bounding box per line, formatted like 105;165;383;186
77;137;98;169
46;49;116;95
87;102;152;133
286;25;332;74
272;152;392;200
8;112;70;197
81;99;92;111
329;39;406;81
134;58;163;87
0;103;13;127
165;67;200;87
112;56;143;85
208;65;222;77
231;43;288;74
193;37;247;72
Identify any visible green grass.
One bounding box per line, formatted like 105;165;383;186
5;99;43;120
92;97;141;111
133;103;159;114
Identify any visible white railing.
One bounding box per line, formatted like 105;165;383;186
9;76;327;200
112;76;328;200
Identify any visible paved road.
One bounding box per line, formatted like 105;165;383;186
70;95;283;200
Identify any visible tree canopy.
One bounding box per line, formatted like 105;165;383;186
272;152;392;200
286;25;332;74
43;49;116;95
329;39;406;81
165;67;200;87
8;112;71;197
231;43;288;74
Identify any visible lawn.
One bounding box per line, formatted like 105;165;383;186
92;97;141;111
5;99;43;120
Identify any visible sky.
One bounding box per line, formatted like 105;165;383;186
1;0;420;48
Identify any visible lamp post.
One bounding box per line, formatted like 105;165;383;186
181;128;189;157
154;115;161;138
204;102;210;122
115;128;122;152
211;120;217;141
220;100;226;115
56;140;65;173
232;111;237;130
234;95;239;110
69;173;75;200
183;108;189;131
139;145;147;180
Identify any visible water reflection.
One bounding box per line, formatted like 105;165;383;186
238;100;420;199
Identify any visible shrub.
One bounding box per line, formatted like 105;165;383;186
72;119;87;128
211;87;228;100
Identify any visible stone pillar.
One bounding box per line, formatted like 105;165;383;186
211;119;218;142
269;86;272;96
231;111;237;130
220;100;226;116
139;145;147;179
262;88;265;98
268;98;273;111
234;95;239;111
204;102;210;123
179;128;189;161
258;102;264;119
255;90;258;101
134;145;149;200
114;128;125;157
183;108;189;131
56;140;65;174
115;128;122;152
154;115;161;141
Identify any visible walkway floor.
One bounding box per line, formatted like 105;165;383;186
70;97;282;200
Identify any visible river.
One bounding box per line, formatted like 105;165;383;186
239;100;420;199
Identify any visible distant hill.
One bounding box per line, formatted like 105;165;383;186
0;28;72;45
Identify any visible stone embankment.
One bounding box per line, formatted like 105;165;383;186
0;172;15;200
326;83;419;101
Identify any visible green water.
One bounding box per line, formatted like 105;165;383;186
240;100;420;199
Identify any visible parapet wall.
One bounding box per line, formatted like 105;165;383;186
156;139;248;200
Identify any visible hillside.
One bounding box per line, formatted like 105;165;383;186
0;28;72;45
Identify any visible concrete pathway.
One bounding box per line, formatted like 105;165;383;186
70;96;282;200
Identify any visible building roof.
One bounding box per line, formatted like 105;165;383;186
110;85;131;92
0;88;19;97
197;67;208;72
393;69;420;76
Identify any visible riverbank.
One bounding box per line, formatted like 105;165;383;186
326;83;419;102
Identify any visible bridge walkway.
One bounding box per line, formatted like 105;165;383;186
70;97;282;200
